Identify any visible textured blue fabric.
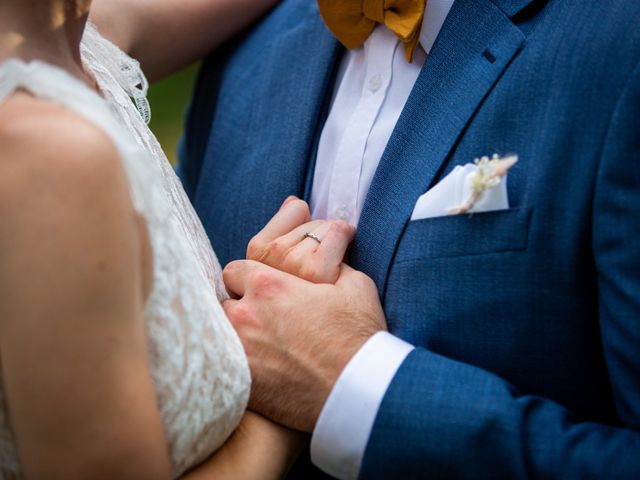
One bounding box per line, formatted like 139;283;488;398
180;0;640;477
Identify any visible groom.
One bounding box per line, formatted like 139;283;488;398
179;0;640;478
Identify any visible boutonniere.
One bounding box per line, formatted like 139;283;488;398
447;154;518;215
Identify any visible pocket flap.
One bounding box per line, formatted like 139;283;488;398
395;207;533;263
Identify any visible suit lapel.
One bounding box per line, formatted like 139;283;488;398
491;0;542;17
351;0;526;296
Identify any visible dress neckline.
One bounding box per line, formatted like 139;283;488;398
0;57;103;104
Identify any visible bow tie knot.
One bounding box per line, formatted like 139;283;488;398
318;0;427;63
362;0;386;24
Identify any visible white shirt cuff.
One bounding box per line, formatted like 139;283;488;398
310;332;414;480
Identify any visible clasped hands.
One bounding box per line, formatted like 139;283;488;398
223;197;387;432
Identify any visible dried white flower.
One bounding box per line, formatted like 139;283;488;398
447;154;518;215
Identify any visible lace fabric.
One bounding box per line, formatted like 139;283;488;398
0;24;250;479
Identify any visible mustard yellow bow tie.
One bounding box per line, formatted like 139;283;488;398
317;0;427;63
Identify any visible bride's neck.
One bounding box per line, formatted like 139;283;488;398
0;0;91;82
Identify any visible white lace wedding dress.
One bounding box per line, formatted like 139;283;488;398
0;24;250;479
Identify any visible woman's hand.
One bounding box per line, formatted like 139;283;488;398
182;412;305;480
246;197;356;284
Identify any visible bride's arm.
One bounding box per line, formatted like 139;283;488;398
0;102;171;479
90;0;280;82
182;412;305;479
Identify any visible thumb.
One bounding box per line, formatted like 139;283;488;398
335;263;370;287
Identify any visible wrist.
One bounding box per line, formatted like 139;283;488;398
209;413;307;480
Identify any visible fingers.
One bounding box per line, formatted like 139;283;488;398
223;259;293;304
222;259;267;298
245;195;357;284
248;219;354;283
279;220;353;283
247;197;310;260
314;222;356;278
270;219;327;255
282;231;323;271
276;220;333;257
248;219;326;268
281;195;298;209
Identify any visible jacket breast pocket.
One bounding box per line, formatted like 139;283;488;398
395;207;534;263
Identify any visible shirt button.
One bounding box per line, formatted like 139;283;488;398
335;207;352;223
368;73;382;93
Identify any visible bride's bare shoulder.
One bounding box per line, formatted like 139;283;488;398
0;91;123;175
0;92;135;246
0;92;131;212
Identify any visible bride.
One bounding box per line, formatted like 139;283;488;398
0;0;353;478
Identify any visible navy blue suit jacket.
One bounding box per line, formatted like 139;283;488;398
179;0;640;477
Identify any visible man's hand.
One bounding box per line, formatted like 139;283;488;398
223;260;387;432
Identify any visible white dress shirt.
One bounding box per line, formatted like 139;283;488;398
309;1;455;478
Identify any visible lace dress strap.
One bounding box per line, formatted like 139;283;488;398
81;23;151;124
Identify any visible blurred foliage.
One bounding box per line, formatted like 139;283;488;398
147;63;200;165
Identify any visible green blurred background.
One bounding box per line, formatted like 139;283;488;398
147;64;200;165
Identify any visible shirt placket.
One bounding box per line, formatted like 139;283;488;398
327;29;396;225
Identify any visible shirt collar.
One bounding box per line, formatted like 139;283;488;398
419;0;456;54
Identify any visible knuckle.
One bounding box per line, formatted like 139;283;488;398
298;262;320;283
290;199;311;217
267;239;283;257
246;236;266;260
301;259;335;284
282;249;304;273
226;302;256;327
222;261;240;280
250;270;280;294
331;220;353;236
354;271;376;290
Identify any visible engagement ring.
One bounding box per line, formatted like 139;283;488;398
303;232;322;244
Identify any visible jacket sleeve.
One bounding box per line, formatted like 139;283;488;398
358;61;640;480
